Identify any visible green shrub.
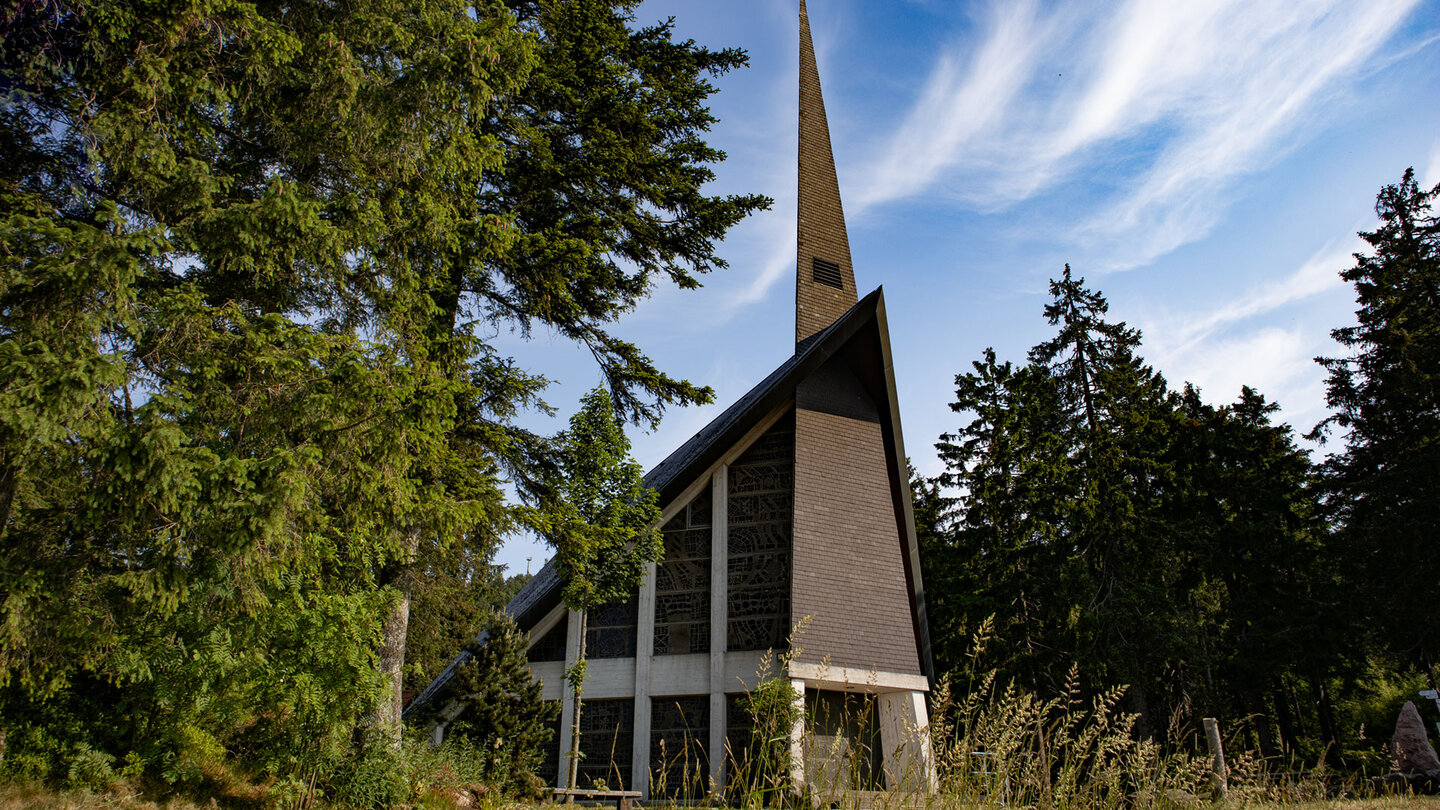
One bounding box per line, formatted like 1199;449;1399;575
64;743;118;792
1335;662;1435;766
324;732;409;810
0;722;62;782
724;619;810;809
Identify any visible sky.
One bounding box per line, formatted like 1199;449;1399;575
491;0;1440;576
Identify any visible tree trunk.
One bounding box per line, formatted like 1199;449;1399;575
1249;692;1277;759
1313;678;1342;766
371;528;423;748
373;589;411;747
1271;677;1298;755
0;451;19;538
1128;683;1154;742
566;609;589;797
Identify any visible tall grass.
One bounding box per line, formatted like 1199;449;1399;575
924;617;1352;810
645;618;1346;809
928;669;1209;809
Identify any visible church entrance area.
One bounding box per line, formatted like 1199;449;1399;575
802;689;884;791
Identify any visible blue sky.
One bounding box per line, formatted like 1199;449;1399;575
492;0;1440;575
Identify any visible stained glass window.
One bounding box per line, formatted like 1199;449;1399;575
727;412;793;652
655;485;711;655
586;594;638;659
725;693;756;783
649;695;710;798
576;698;635;789
527;619;568;662
537;702;563;787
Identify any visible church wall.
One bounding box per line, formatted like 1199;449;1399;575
520;399;927;797
531;661;565;701
792;361;922;677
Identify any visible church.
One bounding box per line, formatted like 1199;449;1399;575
408;1;936;798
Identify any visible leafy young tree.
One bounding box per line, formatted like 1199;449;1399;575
541;387;661;791
0;0;762;788
1312;168;1440;669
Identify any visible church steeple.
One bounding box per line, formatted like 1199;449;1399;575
796;0;858;347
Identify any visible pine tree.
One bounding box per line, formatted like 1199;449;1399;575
1029;267;1182;730
403;555;530;695
415;613;560;798
1168;386;1334;754
927;268;1330;745
932;350;1077;686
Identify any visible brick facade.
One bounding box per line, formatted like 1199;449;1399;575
791;356;923;676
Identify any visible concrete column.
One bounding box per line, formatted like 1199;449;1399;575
878;690;936;793
632;562;658;794
557;608;583;789
789;679;808;792
709;467;729;788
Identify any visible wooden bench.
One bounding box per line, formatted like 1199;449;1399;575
550;788;643;810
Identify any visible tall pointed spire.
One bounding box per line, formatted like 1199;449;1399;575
796;0;858;347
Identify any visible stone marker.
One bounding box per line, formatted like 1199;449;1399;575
1375;701;1440;795
1394;700;1440;777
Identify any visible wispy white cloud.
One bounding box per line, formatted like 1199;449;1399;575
852;0;1424;268
725;207;796;311
1423;138;1440;188
1179;326;1311;403
1145;237;1359;362
850;0;1057;212
1075;0;1422;269
1136;236;1362;430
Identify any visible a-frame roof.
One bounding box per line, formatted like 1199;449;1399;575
406;288;934;718
509;287;906;633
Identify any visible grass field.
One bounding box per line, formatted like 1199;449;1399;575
5;783;1440;810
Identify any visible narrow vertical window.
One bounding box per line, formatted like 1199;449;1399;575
576;697;635;789
727;411;794;652
654;486;712;655
649;695;710;798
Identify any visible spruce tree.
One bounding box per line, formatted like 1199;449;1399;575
928;268;1329;744
1312;169;1440;669
0;0;762;786
415;613;559;798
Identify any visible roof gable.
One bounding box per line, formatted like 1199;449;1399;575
406;287;932;718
